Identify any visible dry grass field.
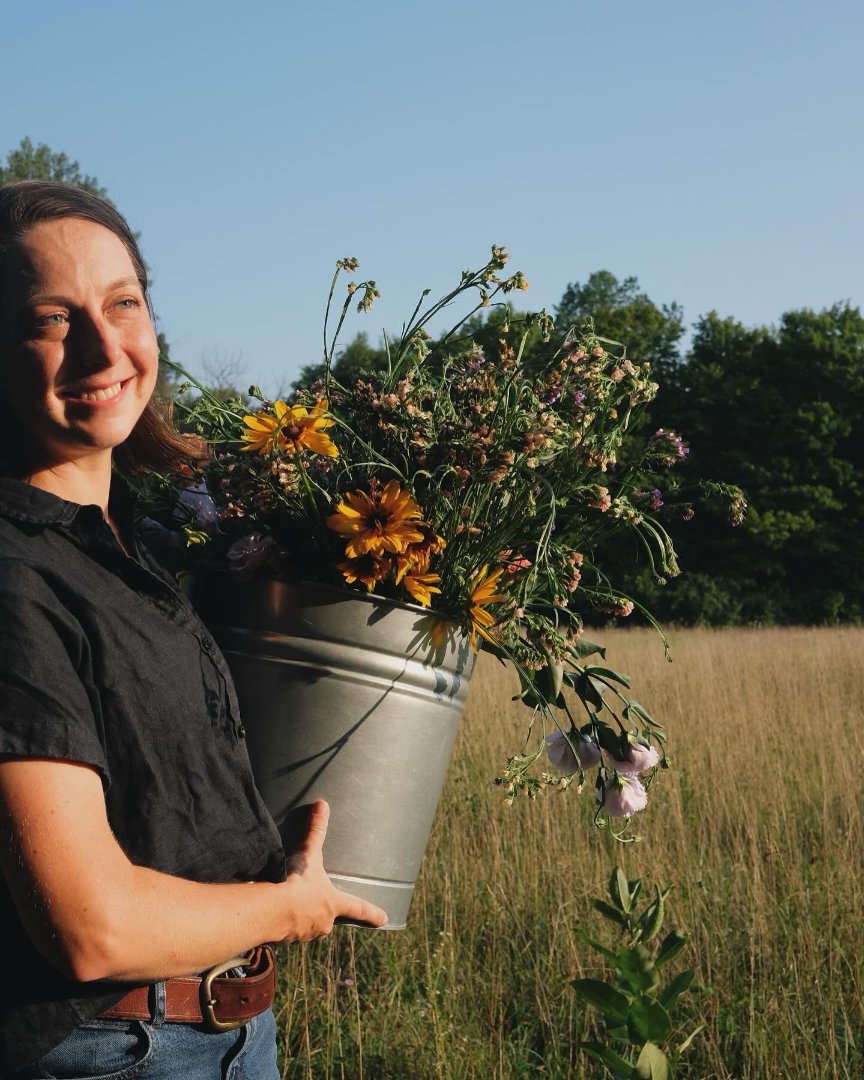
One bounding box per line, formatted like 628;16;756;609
275;627;864;1079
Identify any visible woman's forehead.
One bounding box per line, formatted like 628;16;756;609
1;218;138;302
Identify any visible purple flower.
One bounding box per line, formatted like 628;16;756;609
541;386;562;405
572;389;586;406
464;345;486;372
648;488;664;511
653;429;689;462
605;740;660;774
546;729;601;772
177;482;221;533
596;772;648;817
227;533;275;582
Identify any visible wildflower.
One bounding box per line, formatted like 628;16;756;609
605;740;660;774
468;565;506;651
591;486;612;512
597;772;648;817
337;553;393;592
546;730;601;772
652;428;689;464
402;570;442;607
327;480;425;558
241;399;338;458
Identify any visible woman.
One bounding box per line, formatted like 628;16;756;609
0;181;386;1078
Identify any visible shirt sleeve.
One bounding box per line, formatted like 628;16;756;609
0;560;109;784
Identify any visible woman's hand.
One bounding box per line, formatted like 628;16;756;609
0;760;385;983
278;800;387;940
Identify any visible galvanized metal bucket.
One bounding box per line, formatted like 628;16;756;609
190;576;475;929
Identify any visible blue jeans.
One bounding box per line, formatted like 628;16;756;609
20;1002;278;1079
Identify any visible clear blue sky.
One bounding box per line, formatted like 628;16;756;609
2;0;861;389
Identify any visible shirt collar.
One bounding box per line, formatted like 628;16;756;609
0;477;80;525
0;476;134;527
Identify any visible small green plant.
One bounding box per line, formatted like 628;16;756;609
572;868;703;1079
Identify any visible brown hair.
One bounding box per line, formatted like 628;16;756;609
0;180;203;477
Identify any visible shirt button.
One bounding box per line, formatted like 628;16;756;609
202;636;215;654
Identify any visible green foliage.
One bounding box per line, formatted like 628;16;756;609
649;303;864;624
555;271;685;383
572;869;704;1078
0;136;109;197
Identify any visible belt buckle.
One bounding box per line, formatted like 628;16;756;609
199;955;250;1033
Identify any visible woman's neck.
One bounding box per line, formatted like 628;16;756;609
25;453;114;512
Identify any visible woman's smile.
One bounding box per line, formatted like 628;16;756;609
0;216;159;469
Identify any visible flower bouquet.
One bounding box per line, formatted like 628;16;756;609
154;246;744;836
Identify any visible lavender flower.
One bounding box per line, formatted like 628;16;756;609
605;740;660;775
596;772;649;817
547;729;601;772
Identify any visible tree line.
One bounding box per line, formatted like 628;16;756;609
5;139;861;625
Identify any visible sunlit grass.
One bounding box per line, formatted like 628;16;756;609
275;627;864;1079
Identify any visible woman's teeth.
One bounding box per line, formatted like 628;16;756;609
78;382;123;401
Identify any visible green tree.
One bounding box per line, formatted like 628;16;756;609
0;137;108;198
555;271;685;381
647;305;864;624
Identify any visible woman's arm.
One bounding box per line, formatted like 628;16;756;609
0;757;386;983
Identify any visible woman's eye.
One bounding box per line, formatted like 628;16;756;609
34;312;68;328
115;297;141;310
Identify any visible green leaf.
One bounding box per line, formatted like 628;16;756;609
581;1042;637;1078
624;699;660;728
635;1042;670;1080
576;671;605;709
655;932;687;968
628;998;673;1043
610;867;632;913
576;929;620;963
584;665;632;688
658;969;695;1009
592;899;629;928
571;978;630;1021
616;945;661;994
636;889;666;943
568;638;607;661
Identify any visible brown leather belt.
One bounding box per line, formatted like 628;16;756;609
100;946;276;1033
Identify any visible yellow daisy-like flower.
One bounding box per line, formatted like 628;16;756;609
327;479;425;558
337;554;393;592
468;565;506;651
241;399;338;458
402;570;442;608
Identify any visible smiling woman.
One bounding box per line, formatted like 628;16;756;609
0;182;387;1077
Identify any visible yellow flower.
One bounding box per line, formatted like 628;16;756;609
468;565;506;651
327;479;425;558
402;570;442;608
337;554;393;592
241;399;338;458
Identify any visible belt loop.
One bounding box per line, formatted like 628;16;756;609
150;980;167;1027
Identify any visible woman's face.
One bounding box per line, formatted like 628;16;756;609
0;217;159;469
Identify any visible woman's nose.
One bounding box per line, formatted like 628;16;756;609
68;315;125;371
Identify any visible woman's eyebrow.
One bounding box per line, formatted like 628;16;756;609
25;277;142;304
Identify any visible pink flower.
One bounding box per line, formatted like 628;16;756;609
597;773;648;817
546;730;601;772
605;740;660;774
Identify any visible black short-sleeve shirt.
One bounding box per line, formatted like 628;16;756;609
0;478;286;1074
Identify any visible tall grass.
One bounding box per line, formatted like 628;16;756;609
275;628;864;1079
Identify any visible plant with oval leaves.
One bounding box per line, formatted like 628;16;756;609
572;868;705;1079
